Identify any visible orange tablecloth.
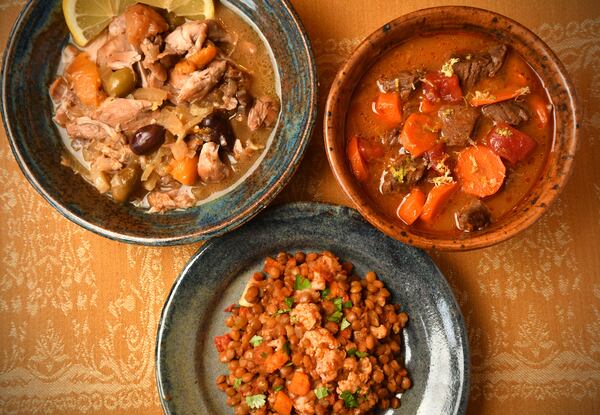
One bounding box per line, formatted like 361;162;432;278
1;0;599;414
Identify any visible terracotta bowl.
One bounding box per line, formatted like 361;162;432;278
324;6;578;251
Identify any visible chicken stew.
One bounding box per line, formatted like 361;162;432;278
50;2;279;212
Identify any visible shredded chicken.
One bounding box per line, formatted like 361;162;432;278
175;60;228;103
197;142;230;183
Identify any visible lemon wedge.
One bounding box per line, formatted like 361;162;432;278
63;0;215;46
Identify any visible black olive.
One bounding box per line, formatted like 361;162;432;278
130;124;166;155
199;111;235;152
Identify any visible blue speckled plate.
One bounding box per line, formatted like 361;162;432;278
1;0;316;245
156;202;469;414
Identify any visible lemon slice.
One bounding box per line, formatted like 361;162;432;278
63;0;214;46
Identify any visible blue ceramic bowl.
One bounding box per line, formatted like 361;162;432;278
0;0;317;245
156;202;469;414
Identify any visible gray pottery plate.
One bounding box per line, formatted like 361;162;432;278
156;202;469;414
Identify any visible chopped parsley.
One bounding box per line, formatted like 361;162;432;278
340;317;351;331
284;297;294;308
321;287;331;299
245;394;266;409
249;335;263;347
333;297;343;310
274;308;290;315
347;348;369;358
233;378;242;389
275;297;295;315
496;127;513;137
294;275;311;290
390;166;407;183
273;385;284;392
441;57;460;77
290;314;298;324
314;386;329;399
327;310;343;323
472;90;496;102
344;300;353;308
340;390;359;408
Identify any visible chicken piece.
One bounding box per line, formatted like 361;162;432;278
292;395;315;415
197;142;230;183
147;187;196;213
97;34;141;70
66;117;118;141
139;37;167;88
247;96;280;131
290;303;321;331
93;97;155;132
175;60;227;103
49;76;79;126
162;21;208;57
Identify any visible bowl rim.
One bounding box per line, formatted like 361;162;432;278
324;5;579;251
0;0;318;246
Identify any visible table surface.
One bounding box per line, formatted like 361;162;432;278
1;0;599;414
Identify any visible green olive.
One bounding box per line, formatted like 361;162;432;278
104;68;136;98
110;164;141;203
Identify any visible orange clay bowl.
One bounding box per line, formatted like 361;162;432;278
324;6;578;251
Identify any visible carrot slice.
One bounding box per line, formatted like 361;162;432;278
455;145;506;197
264;350;289;374
420;182;459;223
188;44;218;69
528;93;550;128
65;52;106;107
469;86;530;106
373;92;403;124
397;188;426;225
289;372;311;396
169;155;199;185
273;391;293;415
399;113;439;157
346;135;369;181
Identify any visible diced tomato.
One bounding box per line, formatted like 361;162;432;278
487;123;538;166
214;334;232;353
422;72;463;104
264;350;289;373
358;137;385;161
425;143;449;174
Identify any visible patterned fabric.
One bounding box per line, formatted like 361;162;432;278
0;1;598;414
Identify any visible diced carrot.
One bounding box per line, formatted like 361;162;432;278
528;93;550;128
288;372;310;396
469;86;530;106
420;182;459;223
264;350;289;374
346;135;369;181
272;391;293;415
399;113;439;157
419;96;441;113
252;344;274;366
169;155;199;185
373;92;403;124
188;44;218;69
397;188;426;225
455;145;506;198
65;52;106;107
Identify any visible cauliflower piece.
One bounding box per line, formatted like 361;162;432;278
291;303;321;331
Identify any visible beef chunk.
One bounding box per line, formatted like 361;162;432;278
376;69;424;100
438;105;480;146
452;44;508;90
456;199;492;232
378;155;427;194
381;128;401;146
482;101;529;125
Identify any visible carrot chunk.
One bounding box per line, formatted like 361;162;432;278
264;350;289;374
289;372;310;396
373;92;403;124
397;188;426;225
169;155;199;185
420;182;459;223
455;145;506;197
399;113;439;157
188;44;218;69
346;135;369;181
272;391;293;415
528;93;551;128
65;52;106;107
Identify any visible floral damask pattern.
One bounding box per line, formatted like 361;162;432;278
0;3;599;414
